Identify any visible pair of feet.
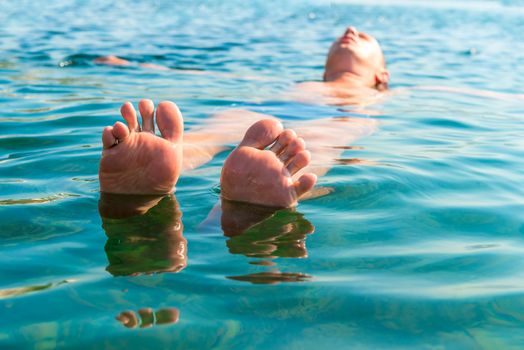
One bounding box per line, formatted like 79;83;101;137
99;100;317;207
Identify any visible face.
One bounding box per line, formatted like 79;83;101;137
324;27;388;88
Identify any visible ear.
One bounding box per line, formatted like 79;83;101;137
375;69;390;90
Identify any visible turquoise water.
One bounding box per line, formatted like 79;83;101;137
2;0;524;348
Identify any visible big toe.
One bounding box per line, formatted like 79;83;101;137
240;119;283;149
156;101;184;143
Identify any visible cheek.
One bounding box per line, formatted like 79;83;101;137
355;44;374;59
354;45;381;68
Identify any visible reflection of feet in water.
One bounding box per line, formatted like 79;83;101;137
99;193;186;276
220;199;315;284
220;119;317;207
221;199;315;259
227;271;312;285
99;100;183;194
116;307;179;329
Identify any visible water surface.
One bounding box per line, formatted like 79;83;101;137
1;0;524;349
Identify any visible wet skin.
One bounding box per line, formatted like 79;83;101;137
99;101;317;207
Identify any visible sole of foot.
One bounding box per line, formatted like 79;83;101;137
99;99;183;194
220;119;317;208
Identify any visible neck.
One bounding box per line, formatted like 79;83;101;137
323;71;374;90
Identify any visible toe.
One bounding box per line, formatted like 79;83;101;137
139;99;155;133
138;308;155;328
121;102;140;132
269;129;295;155
155;308;180;325
293;173;317;199
156;101;184;143
287;150;311;175
116;311;138;328
279;137;305;164
112;121;130;140
240;119;284;149
102;126;116;149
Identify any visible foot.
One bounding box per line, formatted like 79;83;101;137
99;100;183;194
94;55;131;66
220;119;317;207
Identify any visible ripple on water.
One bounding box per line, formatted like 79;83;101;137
0;279;71;299
0;193;80;206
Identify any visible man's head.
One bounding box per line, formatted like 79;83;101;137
324;27;389;90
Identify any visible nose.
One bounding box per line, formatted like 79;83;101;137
345;26;358;36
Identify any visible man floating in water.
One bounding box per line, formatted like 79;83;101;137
98;27;389;207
